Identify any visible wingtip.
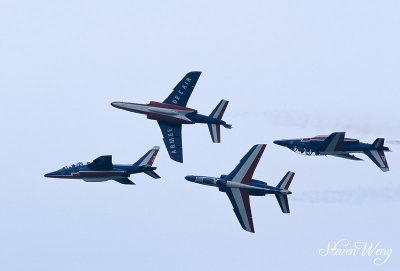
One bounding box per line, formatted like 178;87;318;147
172;157;183;163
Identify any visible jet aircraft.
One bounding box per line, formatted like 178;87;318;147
111;71;232;163
44;146;161;184
185;144;295;233
274;132;390;172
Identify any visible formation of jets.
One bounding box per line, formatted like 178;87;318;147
45;71;391;233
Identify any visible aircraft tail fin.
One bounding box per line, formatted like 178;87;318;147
133;146;160;167
372;138;385;149
275;171;295;213
208;100;231;143
364;150;389;172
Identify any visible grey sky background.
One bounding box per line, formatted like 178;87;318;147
1;1;399;270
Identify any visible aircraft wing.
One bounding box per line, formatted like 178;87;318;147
225;188;255;233
225;144;266;184
115;177;135;185
331;153;363;161
319;132;345;152
157;121;183;163
163;71;201;106
88;155;113;169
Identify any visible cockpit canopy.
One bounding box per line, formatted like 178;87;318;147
62;162;89;170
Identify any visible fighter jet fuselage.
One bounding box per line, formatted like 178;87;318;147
45;163;154;182
185;175;291;196
274;138;389;155
44;146;161;185
111;101;228;126
274;132;390;171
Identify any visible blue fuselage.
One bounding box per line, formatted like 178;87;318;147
111;101;228;126
274;138;389;155
45;164;154;181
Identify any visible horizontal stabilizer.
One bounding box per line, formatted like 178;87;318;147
275;171;295;213
209;99;229;120
208;124;221;143
331;154;363;161
364;150;389;172
207;100;230;143
276;194;290;213
144;170;161;179
276;171;295;190
115;178;135;185
319;132;345;152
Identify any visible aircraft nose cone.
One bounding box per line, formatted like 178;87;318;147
273;140;286;146
111;102;121;108
44;170;59;178
185;175;196;182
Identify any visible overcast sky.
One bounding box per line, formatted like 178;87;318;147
1;1;399;270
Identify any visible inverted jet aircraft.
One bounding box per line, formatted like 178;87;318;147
111;71;232;163
185;144;295;233
44;146;161;184
274;132;390;172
